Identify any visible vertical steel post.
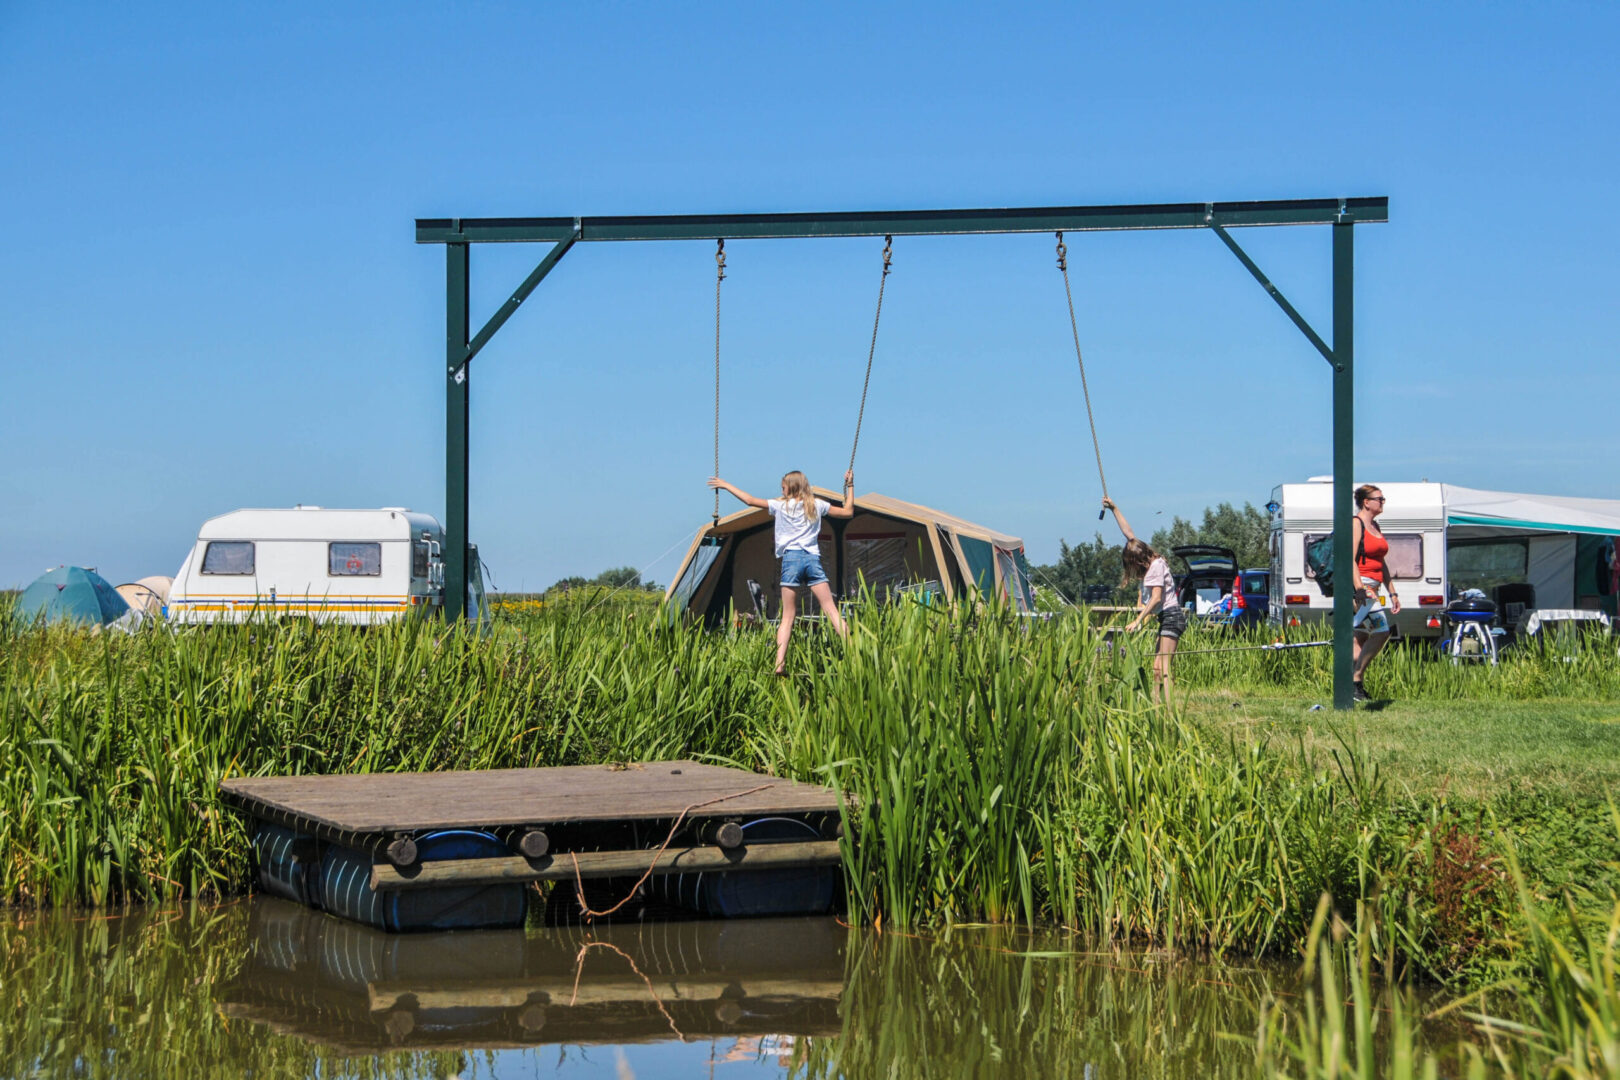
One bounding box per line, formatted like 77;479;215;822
445;243;470;622
1331;223;1355;709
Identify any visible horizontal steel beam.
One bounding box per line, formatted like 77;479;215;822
369;839;842;891
417;197;1388;245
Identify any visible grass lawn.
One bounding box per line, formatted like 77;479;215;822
1182;692;1620;804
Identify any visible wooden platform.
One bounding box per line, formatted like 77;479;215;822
222;761;847;898
221;760;842;834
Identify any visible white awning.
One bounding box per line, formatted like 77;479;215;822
1442;486;1620;536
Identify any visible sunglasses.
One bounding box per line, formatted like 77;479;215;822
1364;496;1385;504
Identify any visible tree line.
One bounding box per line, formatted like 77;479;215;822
1028;501;1271;603
545;566;661;596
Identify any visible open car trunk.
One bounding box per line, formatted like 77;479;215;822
1171;545;1238;614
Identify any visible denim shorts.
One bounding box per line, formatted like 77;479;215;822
780;549;828;588
1353;578;1392;635
1158;607;1188;640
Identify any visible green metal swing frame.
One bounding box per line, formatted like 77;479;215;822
417;196;1388;710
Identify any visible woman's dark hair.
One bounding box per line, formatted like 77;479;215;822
1354;484;1382;509
1119;538;1158;587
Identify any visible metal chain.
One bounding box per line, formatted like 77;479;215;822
1057;231;1109;510
713;239;725;527
848;235;892;478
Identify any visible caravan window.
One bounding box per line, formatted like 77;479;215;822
1383;535;1424;579
329;542;382;576
412;542;430;579
201;541;254;575
1303;532;1424;579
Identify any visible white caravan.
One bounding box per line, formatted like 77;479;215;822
1269;479;1620;639
168;507;487;625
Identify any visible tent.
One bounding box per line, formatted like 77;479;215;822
1441;486;1620;615
116;575;173;617
666;488;1035;622
16;566;133;627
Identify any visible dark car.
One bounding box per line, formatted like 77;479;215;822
1170;546;1269;628
1235;567;1270;625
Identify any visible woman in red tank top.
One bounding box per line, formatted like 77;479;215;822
1350;484;1402;701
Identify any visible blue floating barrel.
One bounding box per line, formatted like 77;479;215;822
251;822;323;908
654;817;839;919
318;829;527;933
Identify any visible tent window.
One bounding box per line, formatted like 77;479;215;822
673;538;723;608
848;537;909;599
957;536;996;599
1448;539;1528;595
201;541;254;575
994;548;1020;607
330;542;382;576
1004;550;1030;608
1303;532;1423;580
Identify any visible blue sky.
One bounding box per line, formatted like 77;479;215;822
2;2;1615;590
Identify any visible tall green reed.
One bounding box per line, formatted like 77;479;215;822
0;596;1600;989
1255;824;1620;1079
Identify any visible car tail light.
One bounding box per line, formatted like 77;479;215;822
1419;595;1443;606
1285;595;1310;606
1426;616;1441;628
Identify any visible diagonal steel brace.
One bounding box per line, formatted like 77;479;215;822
1211;223;1336;368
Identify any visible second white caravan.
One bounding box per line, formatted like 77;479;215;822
1269;479;1620;640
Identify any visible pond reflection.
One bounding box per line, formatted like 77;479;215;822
0;898;1310;1079
223;899;845;1053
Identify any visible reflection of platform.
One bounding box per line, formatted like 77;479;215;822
217;899;846;1054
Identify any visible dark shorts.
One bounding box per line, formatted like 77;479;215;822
1158;607;1188;640
780;549;829;588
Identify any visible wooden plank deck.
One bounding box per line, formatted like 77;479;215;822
220;761;842;835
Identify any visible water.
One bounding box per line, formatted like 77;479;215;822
0;898;1310;1079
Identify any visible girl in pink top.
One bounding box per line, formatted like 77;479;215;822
1103;497;1185;704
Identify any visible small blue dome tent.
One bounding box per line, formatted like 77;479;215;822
16;566;131;627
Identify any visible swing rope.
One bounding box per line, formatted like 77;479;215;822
847;235;892;477
1057;232;1109;517
713;239;726;527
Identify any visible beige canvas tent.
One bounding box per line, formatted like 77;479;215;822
116;576;172;617
666;488;1035;622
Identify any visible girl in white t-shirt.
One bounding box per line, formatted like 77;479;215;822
709;470;855;675
1103;497;1185;704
